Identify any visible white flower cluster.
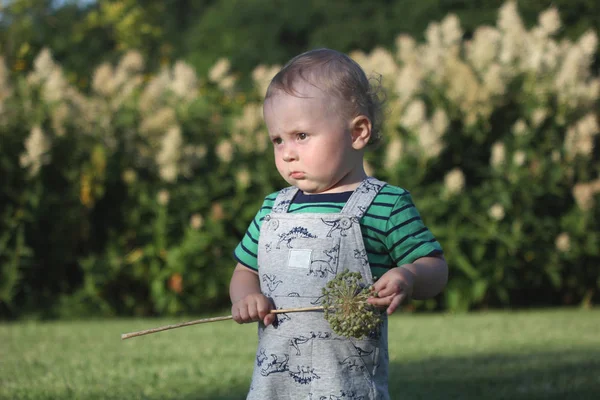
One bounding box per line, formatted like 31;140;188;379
348;1;598;170
21;48;208;183
444;168;465;196
564;113;599;159
572;180;600;211
19;125;51;177
25;49;91;139
11;1;599;197
208;58;236;91
226;63;281;156
92;50;144;107
252;64;281;98
28;49;69;104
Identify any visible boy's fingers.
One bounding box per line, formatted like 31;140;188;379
263;314;276;326
373;282;403;298
386;294;404;315
257;300;273;320
244;298;257;321
367;296;392;307
375;286;394;298
371;281;385;292
237;306;249;322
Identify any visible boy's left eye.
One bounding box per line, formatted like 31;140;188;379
297;132;307;140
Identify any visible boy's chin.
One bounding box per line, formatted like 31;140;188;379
289;180;321;194
279;174;332;194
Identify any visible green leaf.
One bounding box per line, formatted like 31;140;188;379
454;252;480;280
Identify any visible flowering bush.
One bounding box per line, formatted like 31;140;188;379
349;1;600;310
0;48;283;317
0;1;598;317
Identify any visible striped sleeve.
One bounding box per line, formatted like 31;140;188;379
385;192;442;266
233;192;278;270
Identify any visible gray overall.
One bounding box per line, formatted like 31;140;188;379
247;177;390;400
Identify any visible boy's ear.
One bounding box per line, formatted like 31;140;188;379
350;115;372;150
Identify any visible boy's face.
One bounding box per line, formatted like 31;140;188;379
263;83;367;194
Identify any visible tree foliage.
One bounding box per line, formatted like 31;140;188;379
1;0;599;83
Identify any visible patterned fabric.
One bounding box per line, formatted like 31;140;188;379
246;177;390;400
235;182;442;279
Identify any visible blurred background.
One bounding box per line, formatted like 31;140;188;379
0;0;598;320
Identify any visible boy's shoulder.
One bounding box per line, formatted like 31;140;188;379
263;187;292;201
264;190;280;202
375;182;410;197
260;187;295;208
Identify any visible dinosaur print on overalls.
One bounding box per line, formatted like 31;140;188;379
321;216;359;237
356;179;381;194
310;294;325;306
339;342;378;373
262;274;283;295
309;390;366;400
290;365;321;384
273;310;291;327
308;244;340;278
259;352;290;376
290;331;332;355
248;177;390;400
353;249;370;267
256;349;268;366
276;226;318;249
272;199;292;213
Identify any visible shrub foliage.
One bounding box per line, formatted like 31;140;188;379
0;2;598;317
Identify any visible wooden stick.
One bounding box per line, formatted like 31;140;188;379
120;306;325;340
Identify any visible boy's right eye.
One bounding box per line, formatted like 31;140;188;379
272;137;283;145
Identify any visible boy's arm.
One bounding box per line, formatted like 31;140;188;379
400;254;448;300
230;263;262;303
368;254;448;314
229;263;275;325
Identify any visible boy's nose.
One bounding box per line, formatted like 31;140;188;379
282;146;297;162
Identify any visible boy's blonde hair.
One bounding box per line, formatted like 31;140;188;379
265;48;384;146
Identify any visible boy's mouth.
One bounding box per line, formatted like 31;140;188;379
290;171;305;179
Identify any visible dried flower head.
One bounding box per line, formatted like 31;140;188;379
321;270;384;339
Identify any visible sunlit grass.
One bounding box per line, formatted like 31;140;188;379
1;308;599;399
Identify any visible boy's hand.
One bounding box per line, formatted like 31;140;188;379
231;293;276;326
367;266;416;315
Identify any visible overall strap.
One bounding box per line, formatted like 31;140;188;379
271;186;299;214
340;177;387;219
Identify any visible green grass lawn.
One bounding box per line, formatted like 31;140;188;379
1;308;599;399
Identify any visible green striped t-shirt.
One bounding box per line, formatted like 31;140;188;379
234;184;443;279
